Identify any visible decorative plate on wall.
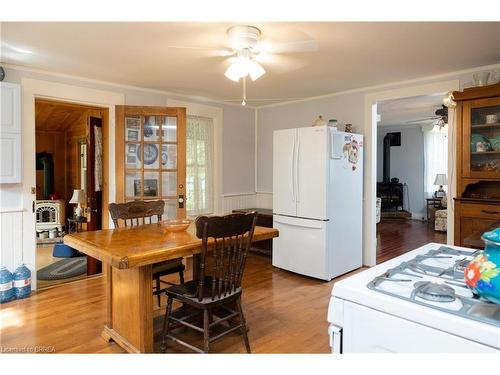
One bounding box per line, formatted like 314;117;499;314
137;144;159;165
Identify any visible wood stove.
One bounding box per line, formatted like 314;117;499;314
377;132;405;211
35;200;65;233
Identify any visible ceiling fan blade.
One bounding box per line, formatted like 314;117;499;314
259;39;319;54
405;116;441;123
254;53;306;75
166;45;234;57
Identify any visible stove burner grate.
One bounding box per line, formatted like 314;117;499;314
414;281;456;302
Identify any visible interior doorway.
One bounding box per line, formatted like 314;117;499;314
34;99;107;288
375;93;449;263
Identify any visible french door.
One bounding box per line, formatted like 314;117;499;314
115;106;186;219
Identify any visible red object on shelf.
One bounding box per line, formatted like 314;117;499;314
49;193;59;200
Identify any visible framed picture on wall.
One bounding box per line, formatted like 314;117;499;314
134;178;158;197
126;155;136;164
127;130;139;141
143;179;158;197
127;144;137;154
126;117;140;130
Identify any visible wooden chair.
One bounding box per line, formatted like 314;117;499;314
160;212;257;354
108;200;185;307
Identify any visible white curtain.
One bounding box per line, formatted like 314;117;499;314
186;115;214;216
423;125;448;197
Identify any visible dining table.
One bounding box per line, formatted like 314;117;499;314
64;221;279;353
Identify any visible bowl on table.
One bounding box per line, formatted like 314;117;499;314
163;219;191;232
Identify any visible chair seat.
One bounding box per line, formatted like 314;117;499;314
153;259;185;277
435;209;447;218
166;276;241;304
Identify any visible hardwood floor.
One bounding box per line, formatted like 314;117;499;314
1;223;444;354
376;219;447;264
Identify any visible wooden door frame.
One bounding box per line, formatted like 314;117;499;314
21;78;124;290
115;105;187;218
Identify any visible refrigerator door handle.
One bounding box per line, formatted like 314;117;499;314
290;135;296;202
295;138;300;203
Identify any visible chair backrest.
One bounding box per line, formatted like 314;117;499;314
195;212;257;301
109;200;165;227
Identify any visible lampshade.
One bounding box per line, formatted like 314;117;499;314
69;189;86;204
224;56;265;82
434;174;448;186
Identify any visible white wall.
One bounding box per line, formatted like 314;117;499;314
377;125;425;219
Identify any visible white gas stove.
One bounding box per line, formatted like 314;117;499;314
327;243;500;353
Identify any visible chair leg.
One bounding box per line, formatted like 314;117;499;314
160;296;173;353
155;277;161;307
236;298;251;353
203;308;210;353
179;269;185;284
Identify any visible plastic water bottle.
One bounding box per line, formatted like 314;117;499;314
13;264;31;299
0;266;15;303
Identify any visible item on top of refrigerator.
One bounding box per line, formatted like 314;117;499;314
328;119;338;129
344;123;353;133
313;115;327;127
464;228;500;304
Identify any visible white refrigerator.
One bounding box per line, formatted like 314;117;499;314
272;126;363;281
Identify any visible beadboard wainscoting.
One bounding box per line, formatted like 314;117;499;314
0;209;24;272
221;192;273;213
256;192;273;210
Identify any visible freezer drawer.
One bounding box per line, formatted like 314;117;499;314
272;215;329;280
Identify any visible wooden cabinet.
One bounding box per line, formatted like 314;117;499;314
453;83;500;248
0;82;22;183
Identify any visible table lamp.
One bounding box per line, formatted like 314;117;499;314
433;174;448;198
69;189;86;218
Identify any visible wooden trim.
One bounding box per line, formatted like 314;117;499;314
115;106;125;204
453;82;500;102
177;107;187;219
101;108;110;229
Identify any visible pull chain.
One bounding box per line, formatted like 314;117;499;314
242;76;247;106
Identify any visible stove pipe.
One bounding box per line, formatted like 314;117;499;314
382;132;401;183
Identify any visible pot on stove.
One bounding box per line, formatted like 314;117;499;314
464;228;500;304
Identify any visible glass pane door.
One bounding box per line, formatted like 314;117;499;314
118;106;186;220
469;104;500;175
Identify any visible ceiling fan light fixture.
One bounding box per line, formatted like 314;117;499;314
248;60;265;81
224;59;246;82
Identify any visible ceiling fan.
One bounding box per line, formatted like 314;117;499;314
406;105;449;130
166;25;319;105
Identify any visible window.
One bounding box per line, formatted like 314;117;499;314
423;126;448;197
186;115;214;216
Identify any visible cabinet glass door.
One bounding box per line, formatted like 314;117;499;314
116;106;186;219
465;98;500;178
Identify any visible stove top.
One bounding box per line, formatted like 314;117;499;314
367;246;500;327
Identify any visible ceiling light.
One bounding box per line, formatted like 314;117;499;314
224;50;266;82
224;59;246;82
248;60;265;81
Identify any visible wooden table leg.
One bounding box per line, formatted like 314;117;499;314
101;265;153;353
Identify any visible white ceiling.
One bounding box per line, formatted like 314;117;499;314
1;22;500;106
377;94;445;127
